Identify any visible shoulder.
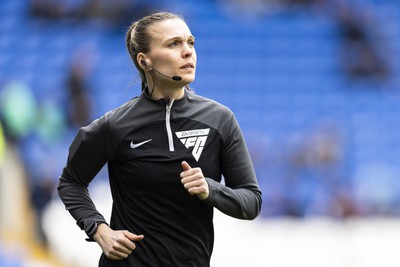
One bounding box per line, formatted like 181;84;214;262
185;90;237;139
81;95;141;136
103;95;141;121
74;95;142;154
186;90;233;116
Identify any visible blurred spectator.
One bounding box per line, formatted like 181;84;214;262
18;98;67;246
331;186;361;218
271;121;360;218
300;122;360;218
0;81;67;246
290;0;393;84
83;0;157;27
312;0;392;84
30;0;66;19
66;43;97;128
337;7;391;83
18;133;65;246
30;0;158;27
0;82;39;143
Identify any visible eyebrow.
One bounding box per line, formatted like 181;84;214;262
164;35;195;43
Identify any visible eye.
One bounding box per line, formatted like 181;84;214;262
188;40;195;47
168;41;178;47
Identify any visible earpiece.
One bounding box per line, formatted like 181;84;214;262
140;60;148;68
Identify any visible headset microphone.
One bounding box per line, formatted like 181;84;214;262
141;60;182;81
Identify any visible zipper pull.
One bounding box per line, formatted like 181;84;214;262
166;99;174;110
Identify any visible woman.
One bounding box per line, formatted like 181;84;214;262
58;12;262;267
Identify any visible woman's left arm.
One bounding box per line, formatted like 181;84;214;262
204;115;262;220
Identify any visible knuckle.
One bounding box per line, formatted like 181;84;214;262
116;236;125;242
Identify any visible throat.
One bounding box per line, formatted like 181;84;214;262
151;87;185;101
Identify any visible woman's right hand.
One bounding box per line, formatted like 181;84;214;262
93;223;144;260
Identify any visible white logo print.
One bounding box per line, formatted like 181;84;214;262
130;139;152;149
175;128;210;161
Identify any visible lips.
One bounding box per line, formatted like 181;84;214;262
180;63;194;69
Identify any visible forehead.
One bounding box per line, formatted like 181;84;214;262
147;19;193;43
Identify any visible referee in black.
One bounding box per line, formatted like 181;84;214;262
58;12;262;267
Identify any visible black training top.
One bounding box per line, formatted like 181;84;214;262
58;89;262;267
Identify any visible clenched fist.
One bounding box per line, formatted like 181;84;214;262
180;161;209;200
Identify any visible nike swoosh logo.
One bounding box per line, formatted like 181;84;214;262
130;139;152;149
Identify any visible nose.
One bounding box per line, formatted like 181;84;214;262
182;43;194;58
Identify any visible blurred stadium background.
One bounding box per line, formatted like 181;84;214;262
1;0;400;266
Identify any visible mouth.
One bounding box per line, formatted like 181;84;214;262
180;63;194;69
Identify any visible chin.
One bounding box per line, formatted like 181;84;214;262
184;74;195;84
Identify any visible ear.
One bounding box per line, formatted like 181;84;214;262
137;53;150;70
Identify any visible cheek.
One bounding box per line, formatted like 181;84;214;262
149;50;173;65
192;50;197;64
154;53;172;64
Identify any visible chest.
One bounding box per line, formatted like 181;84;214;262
110;118;223;189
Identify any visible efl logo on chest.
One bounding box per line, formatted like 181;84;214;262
175;128;210;161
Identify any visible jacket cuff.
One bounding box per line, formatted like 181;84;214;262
203;178;221;205
84;220;108;242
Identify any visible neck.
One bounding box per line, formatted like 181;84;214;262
147;86;185;100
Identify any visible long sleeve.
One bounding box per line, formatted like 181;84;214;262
57;116;111;238
204;114;262;220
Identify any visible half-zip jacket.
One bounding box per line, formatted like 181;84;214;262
58;89;262;267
